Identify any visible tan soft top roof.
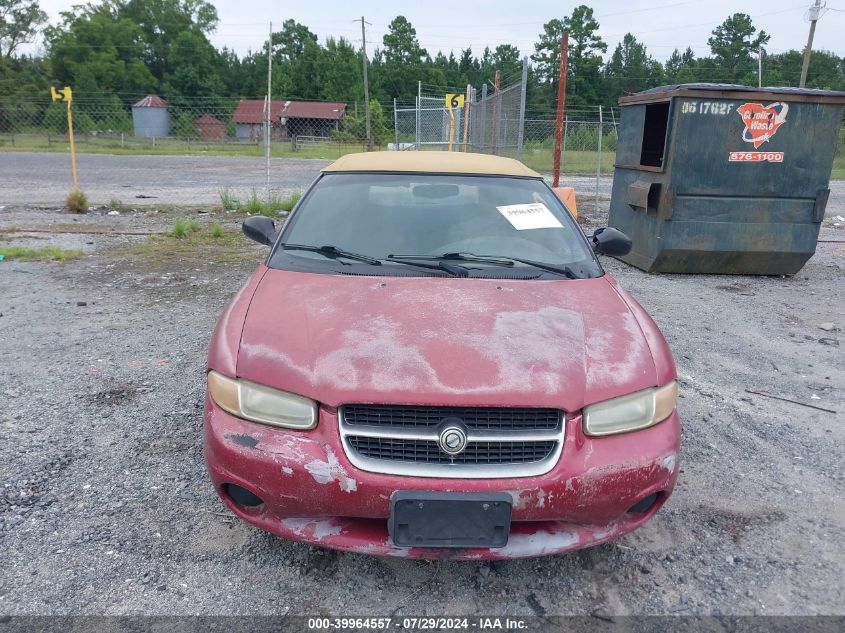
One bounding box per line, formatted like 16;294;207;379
322;151;540;178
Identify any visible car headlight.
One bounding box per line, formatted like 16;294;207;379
207;370;317;429
583;381;677;437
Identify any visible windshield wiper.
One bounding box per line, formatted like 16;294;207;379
389;252;583;279
281;244;468;276
385;257;469;277
280;243;381;266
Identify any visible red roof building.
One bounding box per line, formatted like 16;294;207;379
232;99;346;141
195;114;227;140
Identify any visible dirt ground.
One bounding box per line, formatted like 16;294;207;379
0;199;843;618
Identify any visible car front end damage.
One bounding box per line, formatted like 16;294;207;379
204;396;679;560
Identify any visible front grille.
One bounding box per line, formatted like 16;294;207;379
348;437;557;465
339;405;564;478
343;405;561;431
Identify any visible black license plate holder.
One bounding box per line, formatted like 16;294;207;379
389;491;512;548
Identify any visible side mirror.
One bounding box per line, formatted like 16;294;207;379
242;216;277;246
591;227;632;256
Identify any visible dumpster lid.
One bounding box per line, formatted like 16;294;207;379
619;83;845;106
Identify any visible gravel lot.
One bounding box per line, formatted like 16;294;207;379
0;188;844;617
3;151;843;217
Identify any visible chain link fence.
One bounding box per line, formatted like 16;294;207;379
0;95;371;153
1;90;843;216
0;95;370;207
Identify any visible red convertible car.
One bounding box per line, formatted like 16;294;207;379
204;152;680;559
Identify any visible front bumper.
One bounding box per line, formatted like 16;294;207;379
204;397;680;559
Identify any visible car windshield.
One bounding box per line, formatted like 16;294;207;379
272;173;596;274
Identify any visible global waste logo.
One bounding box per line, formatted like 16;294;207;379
729;101;788;162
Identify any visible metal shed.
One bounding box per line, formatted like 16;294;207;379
607;83;845;275
232;99;346;142
132;95;170;138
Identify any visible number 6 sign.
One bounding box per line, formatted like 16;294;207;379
445;93;465;109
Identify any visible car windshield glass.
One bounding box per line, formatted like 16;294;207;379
274;173;594;269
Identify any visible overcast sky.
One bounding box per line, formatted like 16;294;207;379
30;0;845;63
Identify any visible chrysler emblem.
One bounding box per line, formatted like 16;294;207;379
438;424;468;455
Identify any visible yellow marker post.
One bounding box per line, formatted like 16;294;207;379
445;93;465;152
51;86;78;190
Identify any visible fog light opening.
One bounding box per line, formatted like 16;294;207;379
224;483;264;508
627;492;660;514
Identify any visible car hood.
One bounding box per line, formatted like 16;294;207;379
236;268;658;411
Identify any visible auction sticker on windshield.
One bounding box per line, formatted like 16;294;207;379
496;203;563;231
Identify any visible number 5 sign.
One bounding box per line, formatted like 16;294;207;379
445;93;465;109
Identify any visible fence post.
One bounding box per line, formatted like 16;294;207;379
393;98;399;149
415;103;420;150
492;70;501;155
516;57;528;160
595;105;602;212
479;84;487;151
415;81;421;150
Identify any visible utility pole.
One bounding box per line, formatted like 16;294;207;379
360;16;372;151
800;0;824;88
758;48;763;88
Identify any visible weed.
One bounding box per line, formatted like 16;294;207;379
170;216;203;238
109;197;123;209
219;187;240;211
0;246;83;262
170;217;188;238
242;190;302;217
171;217;187;238
66;189;89;213
243;189;264;215
277;191;302;213
210;223;224;238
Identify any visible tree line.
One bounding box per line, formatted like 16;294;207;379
1;0;844;118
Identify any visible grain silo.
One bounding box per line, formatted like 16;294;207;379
132;95;170;138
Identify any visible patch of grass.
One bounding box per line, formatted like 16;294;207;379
236;190;303;217
109;197;123;209
277;191;302;213
520;148;617;174
219;187;240;211
210;223;224;238
0;246;83;262
66;189;89;213
0;133;366;161
243;189;264;215
108;227;256;273
169;216;201;238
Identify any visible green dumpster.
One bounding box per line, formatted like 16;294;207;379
607;83;845;275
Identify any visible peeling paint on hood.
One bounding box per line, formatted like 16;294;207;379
237;270;657;409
